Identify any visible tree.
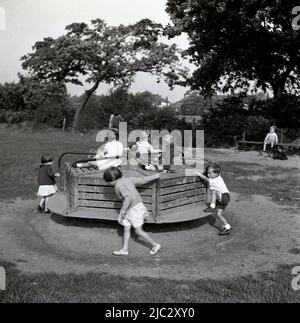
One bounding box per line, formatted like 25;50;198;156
176;91;212;115
21;18;186;131
165;0;300;100
0;74;68;121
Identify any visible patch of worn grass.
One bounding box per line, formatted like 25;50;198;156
0;263;299;303
220;162;300;207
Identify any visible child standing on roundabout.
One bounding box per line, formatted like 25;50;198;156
103;166;162;256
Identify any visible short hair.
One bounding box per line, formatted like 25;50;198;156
129;143;138;150
103;167;122;182
41;155;54;164
207;163;221;175
108;128;119;140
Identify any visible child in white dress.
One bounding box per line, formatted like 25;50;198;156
37;155;60;213
263;126;278;151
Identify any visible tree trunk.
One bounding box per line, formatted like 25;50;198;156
271;80;286;101
71;80;101;132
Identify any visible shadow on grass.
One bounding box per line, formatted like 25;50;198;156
50;213;211;234
0;262;299;303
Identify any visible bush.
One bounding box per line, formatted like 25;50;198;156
202;96;271;147
33;98;74;128
0;109;29;123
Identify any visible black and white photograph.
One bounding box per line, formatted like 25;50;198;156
0;0;299;305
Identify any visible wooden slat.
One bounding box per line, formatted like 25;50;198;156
77;184;152;196
78;177;109;185
160;195;205;211
160;182;205;195
160;176;199;188
78;199;152;211
78;192;152;203
78;175;153;189
159;189;205;203
78;200;122;208
77;185;115;193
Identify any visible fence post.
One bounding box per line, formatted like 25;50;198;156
280;128;284;143
62;118;66;132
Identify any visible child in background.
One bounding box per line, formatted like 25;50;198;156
137;131;161;166
103;167;162;256
129;136;162;171
128;142;141;166
263;126;278;151
37;155;60;213
195;163;231;235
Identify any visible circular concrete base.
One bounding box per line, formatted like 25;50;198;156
0;193;299;280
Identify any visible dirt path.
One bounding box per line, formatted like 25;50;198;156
0;150;299;280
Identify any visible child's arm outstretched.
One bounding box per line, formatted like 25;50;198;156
194;172;209;182
129;173;161;186
148;144;162;154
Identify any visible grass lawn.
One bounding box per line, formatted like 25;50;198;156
0;125;299;303
0;261;298;303
0;126;94;201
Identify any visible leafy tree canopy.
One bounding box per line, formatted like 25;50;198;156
165;0;300;99
21;18;187;130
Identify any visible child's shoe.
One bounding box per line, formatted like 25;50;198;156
219;226;232;235
35;205;44;213
113;249;128;256
150;244;161;255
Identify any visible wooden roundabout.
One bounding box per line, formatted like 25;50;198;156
48;152;213;223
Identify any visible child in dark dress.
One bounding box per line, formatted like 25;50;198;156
36;155;60;213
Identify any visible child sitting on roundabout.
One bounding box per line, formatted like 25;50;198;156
77;129;124;171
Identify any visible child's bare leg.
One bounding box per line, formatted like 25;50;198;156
216;208;231;230
206;189;212;205
263;142;267;151
122;225;131;252
210;190;218;209
39;197;45;208
134;226;159;248
44;196;50;211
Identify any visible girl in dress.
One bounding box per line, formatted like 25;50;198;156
37;155;60;213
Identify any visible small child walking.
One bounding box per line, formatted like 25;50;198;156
103;167;162;256
263;126;278;151
195;163;231;235
37;155;60;213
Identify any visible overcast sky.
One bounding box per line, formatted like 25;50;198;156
0;0;190;102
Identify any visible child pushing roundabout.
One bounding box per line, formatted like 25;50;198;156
103;167;162;256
